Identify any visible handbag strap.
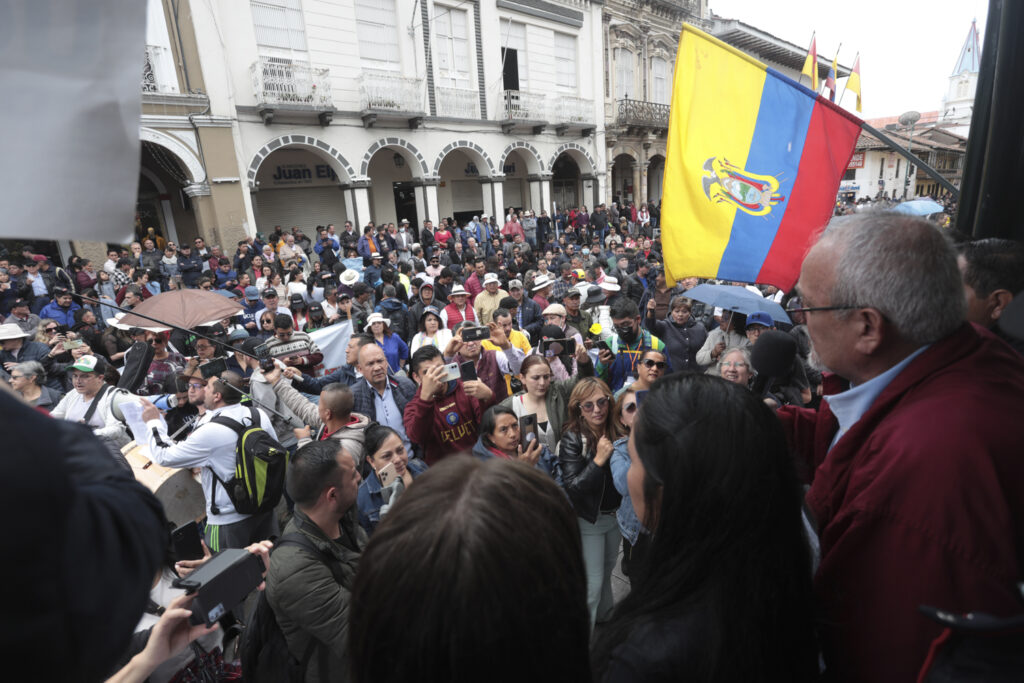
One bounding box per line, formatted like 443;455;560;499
81;383;109;425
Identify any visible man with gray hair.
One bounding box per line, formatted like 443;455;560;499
779;213;1024;683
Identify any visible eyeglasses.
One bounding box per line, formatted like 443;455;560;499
200;285;212;290
721;361;748;368
579;396;610;413
786;305;862;315
45;326;58;332
187;381;204;390
623;402;637;414
9;374;24;380
640;359;667;369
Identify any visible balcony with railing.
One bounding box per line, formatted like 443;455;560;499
436;86;480;119
251;56;334;125
501;90;548;133
615;98;671;131
142;45;178;94
359;69;425;127
552;95;596;135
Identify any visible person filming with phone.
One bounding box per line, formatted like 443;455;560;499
356;424;428;535
443;320;525;405
472;404;561;483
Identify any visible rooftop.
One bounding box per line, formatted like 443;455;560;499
710;16;852;78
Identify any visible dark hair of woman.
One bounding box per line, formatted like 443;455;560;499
517;353;550;378
564;377;620;446
350;456;591;683
363;423;400;462
479;404;516;450
591;374;818;682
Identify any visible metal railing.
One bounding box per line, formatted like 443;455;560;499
436;86;480;118
359;68;424;113
250;57;333;107
615;98;671;128
552;95;594;124
142;44;173;93
503;89;547;120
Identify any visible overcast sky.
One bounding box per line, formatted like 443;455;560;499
709;0;989;119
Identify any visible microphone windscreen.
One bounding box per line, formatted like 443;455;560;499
750;330;797;378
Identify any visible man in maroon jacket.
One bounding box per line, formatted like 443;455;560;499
779;213;1024;682
403;345;487;465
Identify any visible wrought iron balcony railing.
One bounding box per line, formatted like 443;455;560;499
616;98;671;128
359;68;424;113
250;57;333;108
436;86;480;119
503;89;548;120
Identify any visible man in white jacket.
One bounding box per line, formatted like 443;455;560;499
50;354;129;448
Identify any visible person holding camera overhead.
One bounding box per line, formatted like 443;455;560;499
444;320;525;405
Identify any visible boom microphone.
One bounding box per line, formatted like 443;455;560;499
750;330;797;397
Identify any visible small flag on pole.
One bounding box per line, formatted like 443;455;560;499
846;53;863;112
660;25;863;290
801;34;818;90
825;52;839;102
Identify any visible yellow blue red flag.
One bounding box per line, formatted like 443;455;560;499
661;25;862;290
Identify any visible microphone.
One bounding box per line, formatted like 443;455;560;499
750;330;797;397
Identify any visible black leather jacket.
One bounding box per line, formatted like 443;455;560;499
558;430;621;523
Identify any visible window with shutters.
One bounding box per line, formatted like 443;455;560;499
501;21;528;90
651;57;669;104
250;0;308;56
554;33;577;91
356;0;400;71
435;6;471;89
614;48;634;100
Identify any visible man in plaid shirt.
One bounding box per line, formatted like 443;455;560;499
110;258;133;289
549;263;575;302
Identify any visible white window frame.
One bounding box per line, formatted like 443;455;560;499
651;56;669;104
355;0;401;71
434;5;472;89
614;48;633;100
501;20;528;91
554;33;577;91
250;0;308;57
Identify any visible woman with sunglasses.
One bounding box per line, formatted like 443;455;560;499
139;331;186;396
617;349;667;398
257;312;276;339
591;374;818;682
558;376;623;629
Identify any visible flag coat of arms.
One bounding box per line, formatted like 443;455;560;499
661;25;862;290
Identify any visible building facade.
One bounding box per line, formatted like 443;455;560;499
166;0;608;240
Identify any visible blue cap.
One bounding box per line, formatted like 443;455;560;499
244;285;260;300
746;311;774;328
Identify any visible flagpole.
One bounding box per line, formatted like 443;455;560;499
839;51;858;107
860;122;960;198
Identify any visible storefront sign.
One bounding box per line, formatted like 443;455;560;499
269;163;338;186
847;152;865;169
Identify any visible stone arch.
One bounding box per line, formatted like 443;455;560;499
433;141;495;177
549;142;596;174
360;137;430;178
246;134;356;190
498;141;545;175
611;145;640;162
140;127;205;183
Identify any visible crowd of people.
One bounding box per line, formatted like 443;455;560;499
5;205;1024;683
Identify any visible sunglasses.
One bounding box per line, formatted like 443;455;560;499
579;396;610;413
45;326;59;332
623;401;637;414
640;359;667;369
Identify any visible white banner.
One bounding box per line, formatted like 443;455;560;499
308;321;353;377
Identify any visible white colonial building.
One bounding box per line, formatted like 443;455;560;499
179;0;608;235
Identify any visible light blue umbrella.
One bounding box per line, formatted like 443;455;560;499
684;284;791;325
891;198;945;216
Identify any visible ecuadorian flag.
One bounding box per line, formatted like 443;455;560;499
661;25;862;291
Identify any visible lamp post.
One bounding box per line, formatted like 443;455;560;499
898;110;921;198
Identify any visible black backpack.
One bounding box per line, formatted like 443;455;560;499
240;533;344;683
209;406;288;515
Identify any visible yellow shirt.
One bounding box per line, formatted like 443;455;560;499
482;329;531;355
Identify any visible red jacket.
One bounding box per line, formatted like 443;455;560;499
778;324;1024;682
403;382;485;465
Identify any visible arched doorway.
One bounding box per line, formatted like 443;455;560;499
436;146;492;225
647;154;665;205
611;153;637;206
501;149;534;212
252;147;348;233
551;154;581;211
366;147;419;227
137;141;198;246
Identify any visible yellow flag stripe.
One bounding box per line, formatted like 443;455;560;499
661;25;768;284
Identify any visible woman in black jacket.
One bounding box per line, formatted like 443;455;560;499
557;376;623;630
591;374;819;682
643;294;707;373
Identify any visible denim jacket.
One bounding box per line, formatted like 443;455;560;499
357;458;429;534
610;437;645;545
